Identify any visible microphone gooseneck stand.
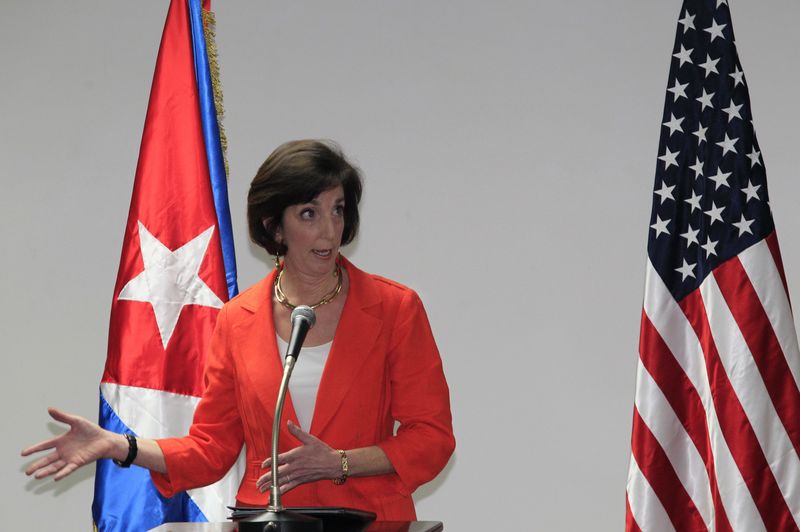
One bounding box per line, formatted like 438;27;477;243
239;306;322;532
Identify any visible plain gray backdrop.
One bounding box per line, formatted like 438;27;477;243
3;1;800;530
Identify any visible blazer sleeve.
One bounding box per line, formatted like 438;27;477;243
150;304;245;497
376;289;456;495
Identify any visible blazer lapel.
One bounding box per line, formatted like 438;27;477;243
233;273;300;433
310;259;383;436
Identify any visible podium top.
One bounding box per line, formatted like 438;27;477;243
149;521;443;532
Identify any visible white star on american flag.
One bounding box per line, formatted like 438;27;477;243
742;180;761;202
675;259;696;281
716;133;738;156
663;114;685;136
655;182;676;204
708;168;731;190
704;202;725;225
689;158;704;178
668;80;689;100
650;215;671;237
696;89;715;111
673;45;694;67
659;148;680;168
722;101;743;122
730;65;745;87
680;225;699;247
732;214;754;236
747;147;761;167
678;10;695;33
699;54;720;77
693;124;708;144
704;19;727;42
685;191;702;212
701;237;718;257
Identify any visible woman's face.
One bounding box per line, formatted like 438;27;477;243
277;185;346;277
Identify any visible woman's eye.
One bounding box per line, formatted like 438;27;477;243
300;209;315;220
334;205;345;216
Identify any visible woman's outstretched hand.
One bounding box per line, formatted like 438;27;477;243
21;407;115;481
256;421;341;495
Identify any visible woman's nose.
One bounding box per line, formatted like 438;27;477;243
320;214;336;239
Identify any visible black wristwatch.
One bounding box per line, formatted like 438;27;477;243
113;433;138;468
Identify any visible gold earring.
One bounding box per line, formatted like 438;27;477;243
274;254;281;269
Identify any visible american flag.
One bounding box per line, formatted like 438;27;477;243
626;1;800;530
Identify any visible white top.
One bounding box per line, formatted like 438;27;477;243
276;334;332;432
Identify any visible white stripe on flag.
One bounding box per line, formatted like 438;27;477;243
627;451;675;532
738;239;800;391
700;274;800;526
101;382;199;437
644;261;714;416
634;359;713;529
100;382;244;523
707;409;767;532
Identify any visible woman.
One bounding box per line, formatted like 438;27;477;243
22;140;455;521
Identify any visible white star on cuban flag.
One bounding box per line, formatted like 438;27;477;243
118;222;223;349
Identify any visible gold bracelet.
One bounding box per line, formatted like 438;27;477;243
333;449;348;485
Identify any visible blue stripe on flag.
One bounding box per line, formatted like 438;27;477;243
188;0;239;299
92;392;207;531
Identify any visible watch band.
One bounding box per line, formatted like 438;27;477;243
333;449;348;485
113;433;138;468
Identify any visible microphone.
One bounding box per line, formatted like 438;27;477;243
240;305;322;530
285;306;316;360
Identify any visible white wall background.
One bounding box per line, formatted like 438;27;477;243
3;1;800;530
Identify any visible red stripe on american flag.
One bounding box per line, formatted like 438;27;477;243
713;257;800;456
711;484;733;532
679;290;798;531
639;311;710;458
765;231;789;301
639;311;732;532
625;497;642;532
631;408;708;530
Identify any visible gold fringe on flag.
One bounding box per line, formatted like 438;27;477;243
202;7;230;178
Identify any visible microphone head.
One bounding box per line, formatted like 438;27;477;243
291;305;316;329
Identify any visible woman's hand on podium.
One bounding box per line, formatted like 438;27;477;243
256;420;341;495
21;407;117;480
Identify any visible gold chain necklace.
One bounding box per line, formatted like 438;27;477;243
273;262;342;310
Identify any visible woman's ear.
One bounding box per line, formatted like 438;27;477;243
265;218;282;243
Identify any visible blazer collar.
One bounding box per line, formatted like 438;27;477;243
232;257;384;437
233;269;298;440
312;257;383;435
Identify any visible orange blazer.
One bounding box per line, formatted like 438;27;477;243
151;258;455;521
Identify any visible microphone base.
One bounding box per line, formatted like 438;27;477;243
237;509;323;532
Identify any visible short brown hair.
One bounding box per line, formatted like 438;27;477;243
247;140;363;255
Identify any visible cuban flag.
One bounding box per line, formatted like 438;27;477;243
91;0;240;529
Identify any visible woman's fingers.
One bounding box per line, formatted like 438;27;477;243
256;425;334;495
34;459;66;479
262;454;284;468
279;477;299;495
24;450;61;476
256;464;295;492
54;463;79;481
21;408;103;483
47;407;77;425
21;436;58;457
22;408;83;457
261;446;300;468
287;421;317;445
